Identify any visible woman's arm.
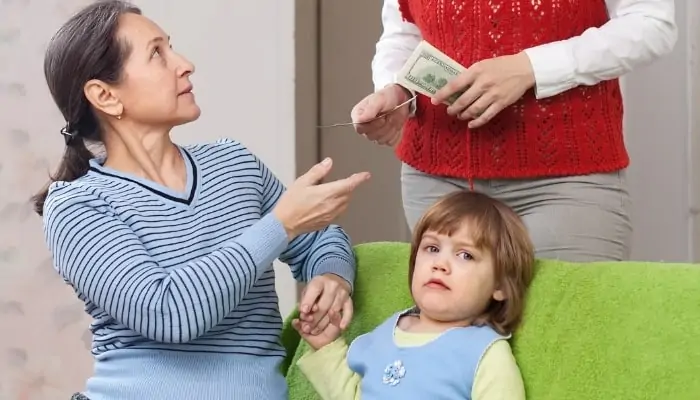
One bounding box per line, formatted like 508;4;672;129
296;338;361;400
44;184;289;344
524;0;677;99
471;340;526;400
255;155;356;287
372;0;422;91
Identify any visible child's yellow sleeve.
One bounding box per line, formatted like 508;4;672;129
296;338;361;400
472;340;526;400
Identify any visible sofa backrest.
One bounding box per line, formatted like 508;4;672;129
283;242;700;399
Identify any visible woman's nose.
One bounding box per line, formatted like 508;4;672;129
175;54;195;77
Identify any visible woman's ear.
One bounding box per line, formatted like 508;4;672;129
84;79;123;118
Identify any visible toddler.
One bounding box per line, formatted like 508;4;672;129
294;190;535;399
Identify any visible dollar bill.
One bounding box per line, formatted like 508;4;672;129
396;40;467;105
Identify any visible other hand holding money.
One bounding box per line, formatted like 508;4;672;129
396;40;535;129
432;52;535;128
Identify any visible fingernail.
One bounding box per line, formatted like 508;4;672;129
321;157;331;166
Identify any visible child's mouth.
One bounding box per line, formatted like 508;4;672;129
425;279;449;290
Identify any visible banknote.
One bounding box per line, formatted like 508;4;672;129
396;40;467;105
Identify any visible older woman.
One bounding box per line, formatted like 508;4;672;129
35;1;368;399
351;0;676;262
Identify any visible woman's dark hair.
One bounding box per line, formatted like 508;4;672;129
32;0;141;216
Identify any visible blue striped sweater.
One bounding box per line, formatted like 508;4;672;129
43;138;356;400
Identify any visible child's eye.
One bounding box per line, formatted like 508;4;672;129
459;251;474;261
425;245;439;253
151;47;160;57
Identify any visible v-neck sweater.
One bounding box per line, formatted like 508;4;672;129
41;138;356;400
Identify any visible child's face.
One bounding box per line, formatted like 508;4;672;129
411;225;505;324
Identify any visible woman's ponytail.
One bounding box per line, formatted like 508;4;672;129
32;130;94;216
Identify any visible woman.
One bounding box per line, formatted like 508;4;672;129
35;2;368;399
351;0;676;262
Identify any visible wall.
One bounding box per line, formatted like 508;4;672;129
689;0;700;261
0;0;296;398
622;0;700;262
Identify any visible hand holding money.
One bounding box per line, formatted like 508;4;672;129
350;84;412;146
396;40;535;129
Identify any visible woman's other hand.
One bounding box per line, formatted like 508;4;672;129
350;84;411;146
296;273;353;339
273;158;370;240
433;52;535;129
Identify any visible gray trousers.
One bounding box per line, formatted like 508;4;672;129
401;163;632;262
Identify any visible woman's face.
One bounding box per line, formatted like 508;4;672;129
111;13;201;130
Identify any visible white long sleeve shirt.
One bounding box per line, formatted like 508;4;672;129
372;0;677;99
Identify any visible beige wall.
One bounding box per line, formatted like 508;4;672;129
688;0;700;260
622;0;700;262
0;0;297;398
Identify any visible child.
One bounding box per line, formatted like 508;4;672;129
293;190;535;399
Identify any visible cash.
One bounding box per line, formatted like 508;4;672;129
396;40;467;105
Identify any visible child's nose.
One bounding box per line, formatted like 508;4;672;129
431;261;448;272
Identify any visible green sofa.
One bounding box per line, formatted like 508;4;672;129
281;242;700;399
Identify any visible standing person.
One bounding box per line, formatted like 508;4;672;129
36;1;368;399
351;0;677;262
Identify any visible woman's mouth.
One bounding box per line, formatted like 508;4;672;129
178;84;193;96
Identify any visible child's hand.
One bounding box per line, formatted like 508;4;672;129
296;296;353;334
292;312;343;350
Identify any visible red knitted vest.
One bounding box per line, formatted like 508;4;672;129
396;0;628;180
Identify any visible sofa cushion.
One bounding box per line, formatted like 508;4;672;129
283;242;700;399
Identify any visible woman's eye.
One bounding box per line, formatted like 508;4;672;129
151;47;160;57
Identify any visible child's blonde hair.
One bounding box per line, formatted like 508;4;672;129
408;190;535;335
